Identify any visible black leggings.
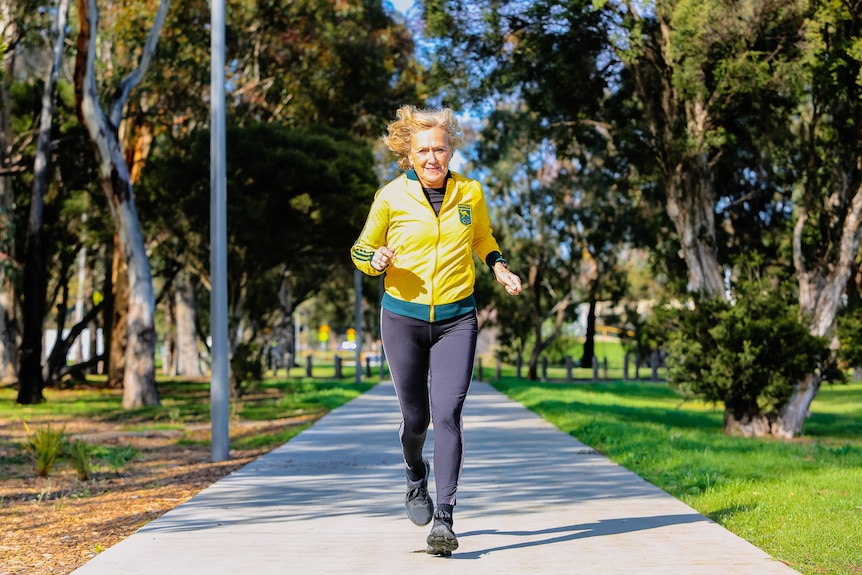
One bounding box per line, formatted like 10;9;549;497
381;308;478;507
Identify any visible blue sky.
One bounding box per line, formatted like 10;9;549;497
387;0;417;16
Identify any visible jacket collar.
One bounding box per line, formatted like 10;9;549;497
406;169;453;188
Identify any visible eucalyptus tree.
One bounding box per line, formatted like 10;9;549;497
775;0;862;438
226;0;425;135
74;0;170;407
466;102;636;379
0;1;47;384
424;0;842;435
17;0;71;404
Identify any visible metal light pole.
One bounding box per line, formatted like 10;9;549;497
210;0;229;462
354;269;362;384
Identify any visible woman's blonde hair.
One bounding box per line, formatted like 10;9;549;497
384;105;464;171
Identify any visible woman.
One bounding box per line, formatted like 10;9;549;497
351;105;522;557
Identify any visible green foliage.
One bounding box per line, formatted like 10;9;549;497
231;342;264;396
665;281;831;420
65;438;93;481
91;444;138;473
23;422;67;477
836;306;862;370
540;335;581;364
138;124;378;345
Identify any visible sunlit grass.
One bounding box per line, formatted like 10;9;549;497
489;378;862;575
0;374;378;456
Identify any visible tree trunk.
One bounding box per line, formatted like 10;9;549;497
773;373;821;439
627;22;726;299
0;3;20;384
174;268;202;376
723;408;771;438
665;154;725;297
108;239;128;388
74;0;170;408
777;181;862;437
278;269;295;372
579;296;597;368
163;286;175;374
17;0;71;404
99;242;112;376
72;240;87;363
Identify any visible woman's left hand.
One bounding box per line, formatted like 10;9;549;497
494;262;522;296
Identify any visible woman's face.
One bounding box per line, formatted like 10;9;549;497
409;126;453;188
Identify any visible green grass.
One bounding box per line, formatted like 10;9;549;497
0;375;378;454
489;378;862;575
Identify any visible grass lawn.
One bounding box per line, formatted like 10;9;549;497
0;375;378;452
489;377;862;575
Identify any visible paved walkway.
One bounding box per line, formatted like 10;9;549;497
71;381;799;575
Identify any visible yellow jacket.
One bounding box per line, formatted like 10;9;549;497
351;170;504;322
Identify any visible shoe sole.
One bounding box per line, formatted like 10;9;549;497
426;532;458;556
426;546;453;557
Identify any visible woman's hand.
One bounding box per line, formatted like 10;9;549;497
372;246;397;271
493;261;522;295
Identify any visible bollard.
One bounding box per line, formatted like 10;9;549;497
651;350;659;381
565;355;573;382
516;353;523;379
365;357;372;377
334;355;342;379
624;352;630;381
306;354;313;378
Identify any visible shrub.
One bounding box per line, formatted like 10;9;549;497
23;422;67;477
93;444;138;473
665;279;831;426
65;438;93;481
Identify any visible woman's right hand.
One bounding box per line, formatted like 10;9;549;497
372;246;397;271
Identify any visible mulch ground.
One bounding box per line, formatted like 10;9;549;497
0;416;309;575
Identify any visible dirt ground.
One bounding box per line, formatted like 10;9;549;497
0;415;312;575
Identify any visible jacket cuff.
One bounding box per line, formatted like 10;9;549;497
485;251;504;273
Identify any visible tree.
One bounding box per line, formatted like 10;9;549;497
424;0;847;436
666;273;831;437
0;1;40;384
226;0;426;135
471;104;635;380
17;0;72;404
74;0;170;408
138;123;379;374
775;0;862;437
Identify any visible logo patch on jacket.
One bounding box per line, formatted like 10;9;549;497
458;204;472;225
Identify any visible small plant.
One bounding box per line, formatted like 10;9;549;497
94;444;138;473
23;422;67;477
65;438;93;481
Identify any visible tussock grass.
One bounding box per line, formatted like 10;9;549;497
490;378;862;575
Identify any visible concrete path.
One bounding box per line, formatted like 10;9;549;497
71;381;799;575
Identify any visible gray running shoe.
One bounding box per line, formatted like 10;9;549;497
426;509;458;557
405;458;434;526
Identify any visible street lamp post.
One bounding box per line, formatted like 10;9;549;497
210;0;229;462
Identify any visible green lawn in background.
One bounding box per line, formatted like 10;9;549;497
0;376;377;453
489;377;862;575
